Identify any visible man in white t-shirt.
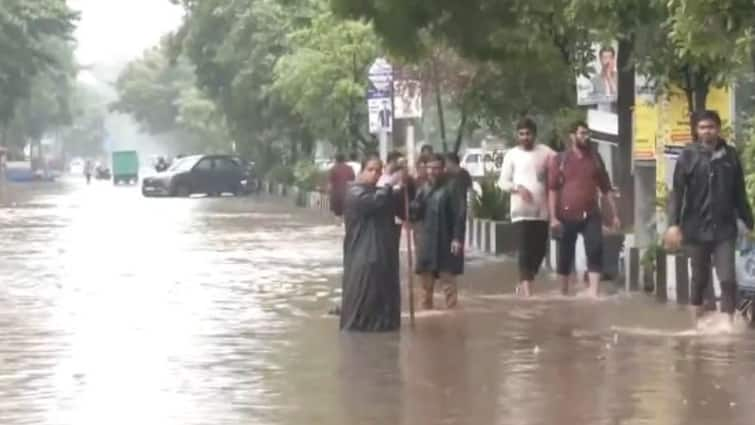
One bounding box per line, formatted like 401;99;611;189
497;118;555;296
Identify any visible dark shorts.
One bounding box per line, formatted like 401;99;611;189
516;220;549;281
556;212;603;276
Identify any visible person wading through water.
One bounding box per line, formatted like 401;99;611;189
328;153;355;218
411;153;467;309
339;155;405;332
666;110;754;327
548;121;620;298
498;117;555;296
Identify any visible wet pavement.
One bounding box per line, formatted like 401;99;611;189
1;179;754;425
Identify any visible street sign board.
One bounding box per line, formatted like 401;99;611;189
367;57;393;135
393;80;422;119
367;57;393;93
368;98;393;133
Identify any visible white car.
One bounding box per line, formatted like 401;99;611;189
462;149;500;178
69;158;85;175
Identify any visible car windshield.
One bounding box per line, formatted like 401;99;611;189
169;156;201;172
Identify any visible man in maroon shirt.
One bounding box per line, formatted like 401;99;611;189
548;121;620;297
328;153;356;217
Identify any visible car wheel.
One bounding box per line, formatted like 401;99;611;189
174;184;191;197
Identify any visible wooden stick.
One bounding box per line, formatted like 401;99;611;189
403;186;416;326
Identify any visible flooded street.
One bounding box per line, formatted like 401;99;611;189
2;180;755;425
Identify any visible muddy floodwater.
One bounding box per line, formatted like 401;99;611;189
1;179;754;425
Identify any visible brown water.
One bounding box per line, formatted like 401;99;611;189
1;179;754;425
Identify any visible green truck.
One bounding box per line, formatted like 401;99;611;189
112;150;139;185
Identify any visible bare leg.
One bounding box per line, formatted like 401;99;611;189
519;280;532;297
439;273;458;309
420;273;434;310
587;272;601;298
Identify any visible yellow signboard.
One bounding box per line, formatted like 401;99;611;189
659;85;731;153
633;101;657;161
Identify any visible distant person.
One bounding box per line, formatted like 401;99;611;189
340;156;404;332
548;121;619;297
411;154;467;309
420;144;434;156
347;152;360;177
155;157;169;172
328;153;356;217
498;118;555;296
591;46;617;99
666;110;753;327
445;152;472;205
84;159;93;184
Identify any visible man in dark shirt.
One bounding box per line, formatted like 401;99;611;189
667;110;753;326
548;121;620;297
445;152;473;204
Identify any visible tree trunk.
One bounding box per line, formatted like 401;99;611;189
431;55;448;153
453;107;468;155
693;75;708;112
615;36;636;229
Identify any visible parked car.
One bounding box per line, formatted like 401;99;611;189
141;154;248;197
69;158;85;175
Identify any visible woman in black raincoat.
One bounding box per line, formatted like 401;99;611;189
340;156;404;332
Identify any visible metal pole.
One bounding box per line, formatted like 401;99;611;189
379;127;388;163
406;120;415;173
403;187;415;326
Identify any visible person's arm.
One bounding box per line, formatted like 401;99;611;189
409;186;426;223
497;150;515;192
449;186;467;255
349;183;394;216
669;150;688;227
547;155;560;225
594;152;620;227
733;150;754;230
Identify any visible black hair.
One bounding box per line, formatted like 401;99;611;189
694;110;722;128
360;153;381;171
444;152;460;165
349;152;358;161
570;120;589;133
599;46;615;57
516;117;537;135
335;153;346;162
429;153;447;166
420;144;433;154
386;150;403;164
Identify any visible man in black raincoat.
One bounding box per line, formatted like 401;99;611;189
340;156;405;332
411;153;467;309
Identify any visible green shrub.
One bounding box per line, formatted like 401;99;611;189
470;176;510;221
293;160;327;192
266;164;294;185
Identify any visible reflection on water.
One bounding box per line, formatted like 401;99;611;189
1;180;755;425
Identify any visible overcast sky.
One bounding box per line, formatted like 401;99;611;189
69;0;183;67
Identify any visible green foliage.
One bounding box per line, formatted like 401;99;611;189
740;116;755;207
273;10;379;153
470;176;510;221
112;42;232;154
266;163;295;185
292;160;327;191
655;181;669;209
640;238;665;271
0;0;78;126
